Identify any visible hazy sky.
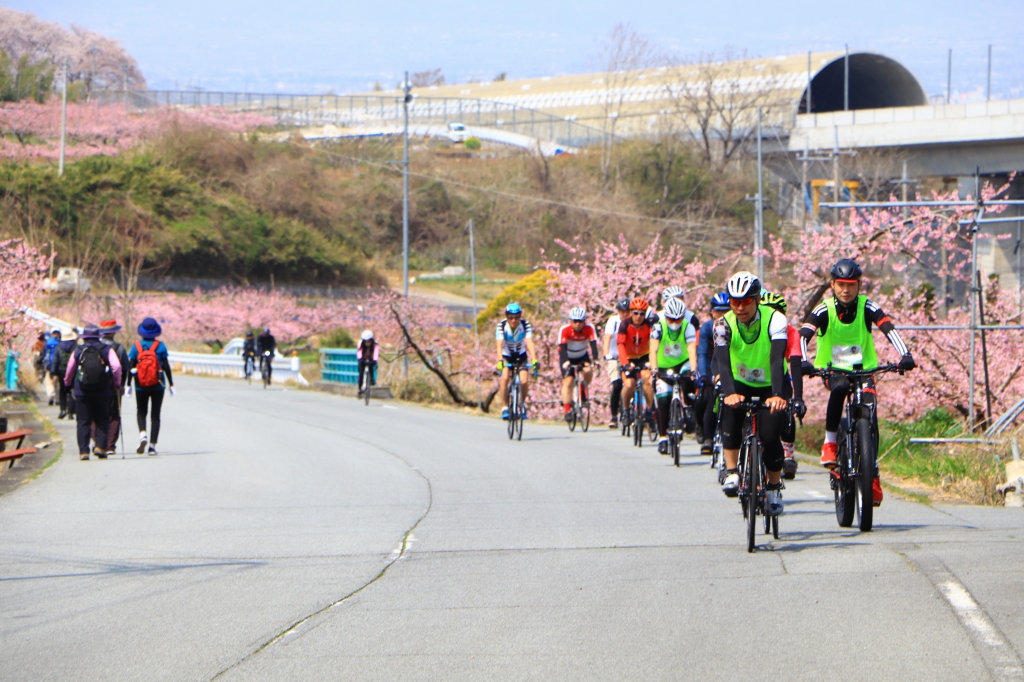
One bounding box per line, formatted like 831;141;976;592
10;0;1023;99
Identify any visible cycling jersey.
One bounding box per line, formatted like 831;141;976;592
604;316;621;359
617;318;655;362
800;294;909;365
496;319;533;356
713;306;788;392
558;322;597;364
356;339;380;362
785;324;801;360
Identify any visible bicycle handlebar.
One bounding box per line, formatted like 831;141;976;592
809;363;902;379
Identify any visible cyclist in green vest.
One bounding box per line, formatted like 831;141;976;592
649;297;699;454
800;258;916;506
713;272;790;514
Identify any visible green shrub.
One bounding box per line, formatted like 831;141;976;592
476;269;551;329
506;263;529;274
464;137;482;151
321;326;355;349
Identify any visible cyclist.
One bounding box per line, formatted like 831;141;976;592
558;307;598;420
602;298;630;428
242;331;257;378
695;292;731;455
760;290;807;478
800;258;916;506
649;297;699;454
714;271;789;515
356;330;380;396
257;327;276;381
657;286;700;434
496;302;538;420
617;298;656;429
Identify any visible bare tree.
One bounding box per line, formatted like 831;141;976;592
411;69;445;88
594;23;657;187
664;49;784;170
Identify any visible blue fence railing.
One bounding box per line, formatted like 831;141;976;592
321;348;358;384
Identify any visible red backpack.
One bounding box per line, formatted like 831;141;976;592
135;340;161;387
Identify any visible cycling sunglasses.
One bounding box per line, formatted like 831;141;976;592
630;310;646;316
664;316;684;323
730;296;756;306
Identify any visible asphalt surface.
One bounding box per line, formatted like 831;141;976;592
1;375;1022;681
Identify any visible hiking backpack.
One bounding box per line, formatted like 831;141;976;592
135;340;161;388
75;345;109;392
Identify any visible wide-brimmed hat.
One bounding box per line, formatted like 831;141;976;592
60;326;77;341
80;324;101;339
99;319;122;334
137;317;162;339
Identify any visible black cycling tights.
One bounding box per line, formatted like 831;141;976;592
719;386;787;473
824;375;875;432
609;379;622;418
695;385;716;441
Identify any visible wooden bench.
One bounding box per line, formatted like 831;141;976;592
0;428;36;468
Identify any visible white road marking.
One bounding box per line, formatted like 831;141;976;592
807;490;828;499
382;405;398;410
907;550;1024;682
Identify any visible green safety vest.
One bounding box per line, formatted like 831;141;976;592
655;317;688;370
814;295;878;371
725;305;775;388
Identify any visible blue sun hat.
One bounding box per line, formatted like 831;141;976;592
138;317;162;340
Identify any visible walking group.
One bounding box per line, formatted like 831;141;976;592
35;317;175;460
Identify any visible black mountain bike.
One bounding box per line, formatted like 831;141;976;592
813;363;901;532
735;399;783;552
566;364;591;432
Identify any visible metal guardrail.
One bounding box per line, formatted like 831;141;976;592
168;351;308;386
320;348;359;385
100;90;608;148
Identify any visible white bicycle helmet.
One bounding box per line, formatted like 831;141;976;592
726;271;762;299
661;285;684;302
568;306;587;321
361;330;374;341
663;297;687;320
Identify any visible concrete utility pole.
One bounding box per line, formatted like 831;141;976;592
402;71;411;302
58;59;68;177
468;219;478;336
402;72;412;378
947;48;953;104
806;51;813;115
755;107;764;282
844;45;850;112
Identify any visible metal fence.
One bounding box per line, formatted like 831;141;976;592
320;348;358;385
98;90;608;148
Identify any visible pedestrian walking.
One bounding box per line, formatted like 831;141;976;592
63;324;122;461
53;328;78;420
44;328;61;405
127;317;174;456
99;320;130;455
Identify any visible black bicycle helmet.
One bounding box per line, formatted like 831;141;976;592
615;297;630;311
830;258;863;281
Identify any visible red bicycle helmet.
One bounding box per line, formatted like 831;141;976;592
628;297;649;312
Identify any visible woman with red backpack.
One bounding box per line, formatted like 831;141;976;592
127;317;175;455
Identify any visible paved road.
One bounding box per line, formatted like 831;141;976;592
1;376;1022;681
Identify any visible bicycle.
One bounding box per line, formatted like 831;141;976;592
705;386;728;484
657;368;690;466
501;359;530;441
812;363;901;532
243;353;255;384
565;364;591;433
734;398;783;552
358;361;376;406
260;350;272;388
622;367;648;448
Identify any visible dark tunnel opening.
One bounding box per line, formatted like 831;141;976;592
797;53;927;114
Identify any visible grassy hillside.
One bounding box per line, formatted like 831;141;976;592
0;126;766;287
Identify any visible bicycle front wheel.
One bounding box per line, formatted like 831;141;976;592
855;418;875;532
670;400;683;467
834;429;855;528
507;385;518;440
746;440;760;553
633;404;643;448
580;402;590;432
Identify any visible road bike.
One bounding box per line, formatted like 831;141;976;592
622;367;652;448
705;386;728;484
735;398;783;552
260;351;272;388
502;359;530;441
812;363;901;532
657;368;691;466
565;364;591;433
358;360;377;406
243;353;255;385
